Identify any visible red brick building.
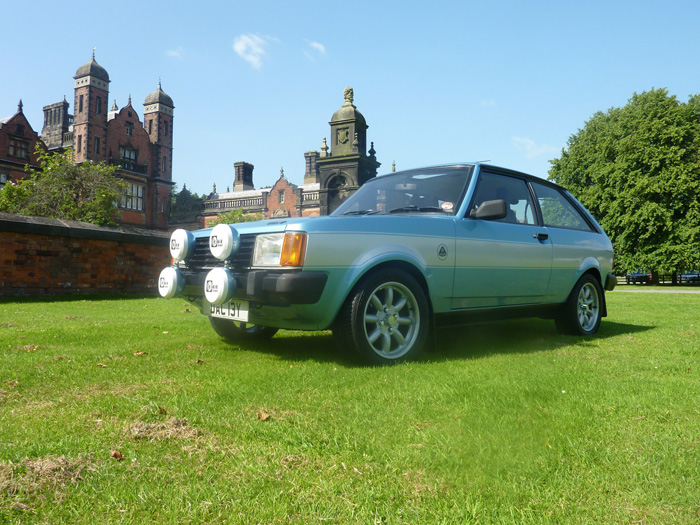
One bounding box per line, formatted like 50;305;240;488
0;101;44;190
1;54;175;229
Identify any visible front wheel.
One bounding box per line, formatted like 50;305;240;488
209;316;278;342
555;275;603;336
334;269;429;365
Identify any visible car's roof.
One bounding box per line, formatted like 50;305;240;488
380;162;559;188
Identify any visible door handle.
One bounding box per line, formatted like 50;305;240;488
533;232;549;241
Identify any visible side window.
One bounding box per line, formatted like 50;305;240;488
530;182;593;231
471;172;536;225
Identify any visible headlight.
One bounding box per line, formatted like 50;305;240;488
169;229;194;262
158;267;185;299
253;232;307;267
209;224;241;261
204;267;236;305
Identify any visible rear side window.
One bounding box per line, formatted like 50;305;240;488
471;171;537;225
531;181;593;232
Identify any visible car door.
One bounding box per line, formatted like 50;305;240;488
452;170;553;309
529;180;607;301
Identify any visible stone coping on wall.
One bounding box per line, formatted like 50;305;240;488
0;212;170;245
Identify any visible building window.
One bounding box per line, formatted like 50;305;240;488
94;137;100;154
96;96;102;115
77;135;82;153
278;190;285;204
126;122;133;136
14;124;25;136
79;95;84;113
0;173;7;190
121;184;144;211
8;138;29;159
148;120;153;134
162;156;167;172
163;121;168;136
119;146;137;162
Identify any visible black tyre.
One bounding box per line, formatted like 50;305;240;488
555;274;603;336
334;269;430;365
209;316;278;342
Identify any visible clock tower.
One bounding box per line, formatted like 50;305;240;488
317;87;380;215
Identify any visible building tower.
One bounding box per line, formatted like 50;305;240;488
317;87;380;215
143;81;175;228
143;80;174;182
73;52;110;163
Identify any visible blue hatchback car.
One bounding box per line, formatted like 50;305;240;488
159;163;616;364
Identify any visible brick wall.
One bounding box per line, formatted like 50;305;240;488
0;213;170;296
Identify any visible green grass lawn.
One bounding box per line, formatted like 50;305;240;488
1;291;699;523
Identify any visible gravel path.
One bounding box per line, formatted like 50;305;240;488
613;288;700;294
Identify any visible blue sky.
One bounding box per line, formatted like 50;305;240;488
3;0;700;196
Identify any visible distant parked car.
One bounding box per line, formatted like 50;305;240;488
158;163;616;364
626;271;652;284
679;270;700;284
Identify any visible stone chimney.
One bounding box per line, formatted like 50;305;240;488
304;151;319;184
233;161;255;192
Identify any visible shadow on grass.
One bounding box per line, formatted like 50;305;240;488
231;331;359;367
220;318;654;367
428;318;654;362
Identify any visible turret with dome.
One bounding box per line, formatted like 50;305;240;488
144;81;174;109
74;53;110;83
317;87;380;215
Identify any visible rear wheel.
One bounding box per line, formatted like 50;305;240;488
209;317;278;342
334;269;429;365
555;275;602;335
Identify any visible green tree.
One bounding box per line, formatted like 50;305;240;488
0;147;127;226
208;208;263;226
549;88;700;279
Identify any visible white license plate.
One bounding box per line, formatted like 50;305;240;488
207;300;249;322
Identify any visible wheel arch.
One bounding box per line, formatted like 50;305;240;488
577;267;607;318
332;259;435;327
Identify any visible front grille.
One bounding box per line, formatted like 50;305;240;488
187;234;255;270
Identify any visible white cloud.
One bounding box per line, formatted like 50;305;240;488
233;34;268;70
304;40;326;61
512;137;558;159
166;47;184;59
308;41;326;54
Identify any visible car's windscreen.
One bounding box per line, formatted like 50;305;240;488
332;166;474;217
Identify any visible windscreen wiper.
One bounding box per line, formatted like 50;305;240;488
388;205;445;214
343;209;381;215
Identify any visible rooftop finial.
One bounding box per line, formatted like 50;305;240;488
159;76;162;88
343;86;354;106
128;94;132;105
17;99;23;113
92;46;96;59
392;161;396;173
280;167;285;179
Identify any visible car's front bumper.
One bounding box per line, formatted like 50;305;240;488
184;269;328;306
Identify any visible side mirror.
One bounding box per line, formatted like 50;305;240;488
469;199;508;220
